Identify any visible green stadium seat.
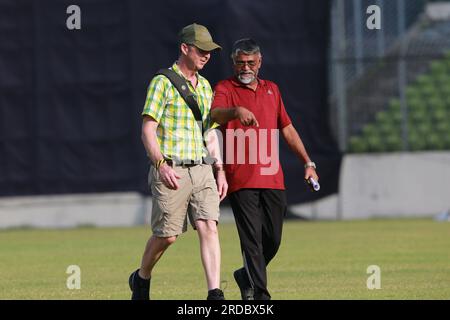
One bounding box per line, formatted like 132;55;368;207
349;136;368;153
408;132;427;151
362;124;377;137
367;135;384;152
349;55;450;154
438;79;450;96
390;109;403;123
389;98;400;110
435;73;450;86
385;134;402;151
428;96;446;109
388;98;401;115
409;108;429;123
440;82;450;97
421;84;438;97
416;74;433;86
406;87;422;101
431;108;447;122
414;121;433;136
427;133;446;150
430;60;447;75
436;120;450;133
443;133;450;149
378;120;400;136
375;111;390;123
438;132;449;151
407;98;423;111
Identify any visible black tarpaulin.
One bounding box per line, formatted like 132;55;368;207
0;0;340;204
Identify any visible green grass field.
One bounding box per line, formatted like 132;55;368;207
1;219;449;299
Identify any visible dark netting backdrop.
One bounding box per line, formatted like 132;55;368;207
0;0;340;203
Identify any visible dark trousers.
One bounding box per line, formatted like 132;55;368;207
229;188;287;300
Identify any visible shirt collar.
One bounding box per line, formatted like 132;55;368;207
172;62;204;89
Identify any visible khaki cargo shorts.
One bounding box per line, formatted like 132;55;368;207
149;164;220;237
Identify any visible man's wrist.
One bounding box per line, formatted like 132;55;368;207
232;107;239;119
155;158;166;170
304;161;316;169
214;165;225;173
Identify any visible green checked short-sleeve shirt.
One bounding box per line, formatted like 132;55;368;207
142;62;215;161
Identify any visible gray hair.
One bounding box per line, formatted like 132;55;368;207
230;38;261;60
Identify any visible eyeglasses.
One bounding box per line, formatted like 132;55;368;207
234;60;258;68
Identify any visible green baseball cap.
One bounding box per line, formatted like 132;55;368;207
179;23;222;52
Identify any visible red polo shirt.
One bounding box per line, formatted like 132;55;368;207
211;77;292;194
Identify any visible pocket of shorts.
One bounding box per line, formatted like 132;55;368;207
150;178;170;227
149;165;165;187
151;194;169;228
151;178;169;197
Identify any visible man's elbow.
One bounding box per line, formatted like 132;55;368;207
211;109;224;125
281;124;296;142
141;131;147;144
141;116;157;142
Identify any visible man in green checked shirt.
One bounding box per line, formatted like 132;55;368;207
128;23;227;300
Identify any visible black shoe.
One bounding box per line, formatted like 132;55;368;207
233;268;254;300
254;289;271;300
129;269;150;300
207;288;225;300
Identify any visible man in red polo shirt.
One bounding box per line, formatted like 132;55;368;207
211;38;319;300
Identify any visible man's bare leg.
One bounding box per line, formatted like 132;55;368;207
139;235;177;279
196;219;221;290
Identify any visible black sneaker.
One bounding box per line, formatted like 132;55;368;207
129;269;150;300
207;288;225;300
233;268;254;300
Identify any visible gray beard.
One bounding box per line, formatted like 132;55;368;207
238;74;255;84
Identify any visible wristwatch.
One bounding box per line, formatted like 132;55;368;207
304;161;316;169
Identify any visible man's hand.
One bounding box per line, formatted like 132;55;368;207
158;163;181;190
304;167;319;182
215;170;228;201
234;106;259;127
